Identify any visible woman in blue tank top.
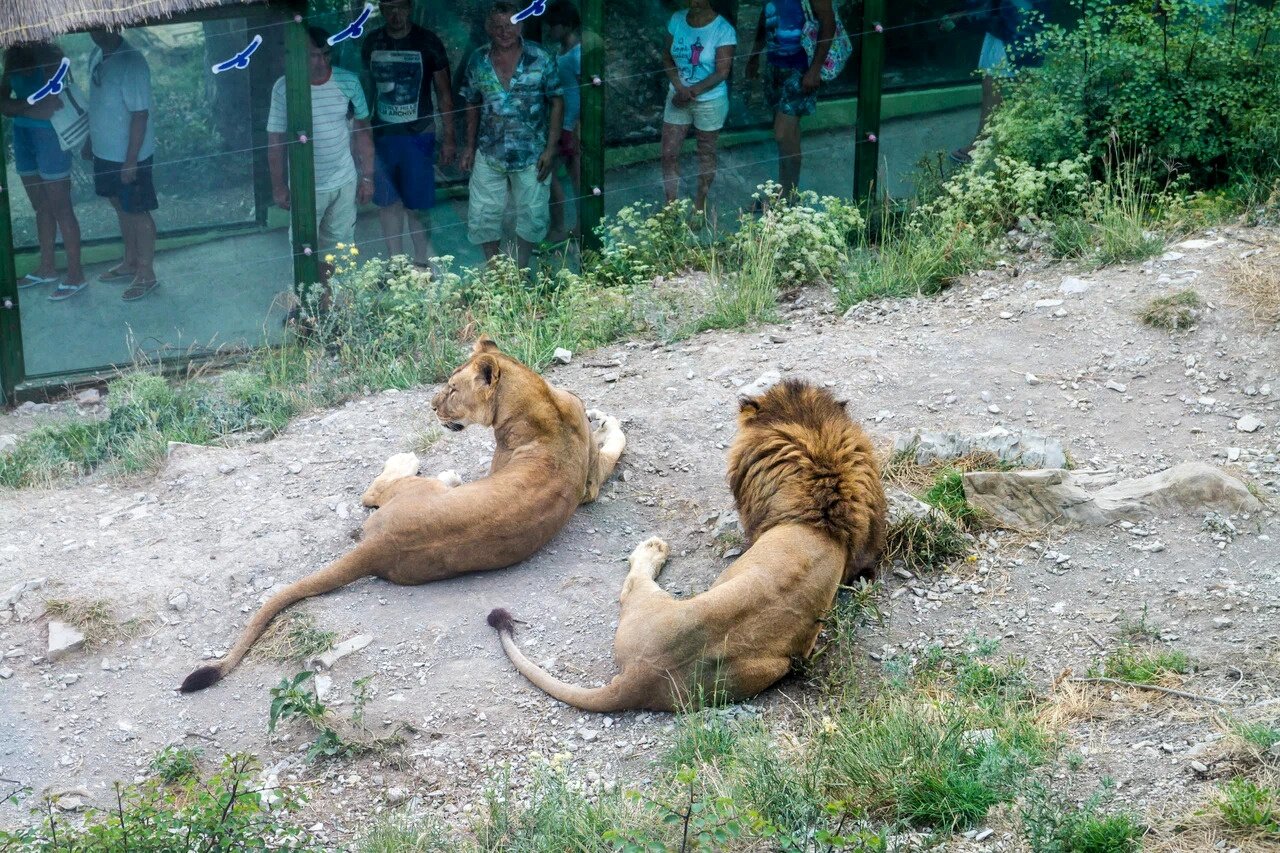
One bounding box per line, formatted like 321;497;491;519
1;41;86;299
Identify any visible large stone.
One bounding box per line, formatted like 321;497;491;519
895;427;1067;470
47;620;86;661
964;462;1262;528
310;633;370;670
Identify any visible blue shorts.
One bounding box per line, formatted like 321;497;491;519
373;132;436;210
12;124;72;181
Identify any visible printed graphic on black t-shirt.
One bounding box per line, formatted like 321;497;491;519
362;26;449;135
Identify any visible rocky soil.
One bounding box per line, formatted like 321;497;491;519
1;227;1278;849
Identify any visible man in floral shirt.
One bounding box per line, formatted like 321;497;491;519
459;0;563;268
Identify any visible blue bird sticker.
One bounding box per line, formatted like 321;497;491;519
511;0;548;23
211;34;263;74
26;57;70;105
329;4;375;45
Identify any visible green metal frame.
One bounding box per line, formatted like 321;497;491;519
0;137;24;404
285;6;320;290
854;0;886;202
578;0;604;251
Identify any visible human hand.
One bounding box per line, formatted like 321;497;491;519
673;86;694;108
121;161;137;185
357;177;374;205
26;95;60;120
537;146;555;182
801;67;821;94
439;139;456;166
273;185;291;210
458;147;475;173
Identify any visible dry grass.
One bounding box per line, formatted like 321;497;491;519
1141;289;1204;330
1227;253;1280;326
881;448;1004;495
1038;673;1109;729
253;612;335;663
43;597;151;647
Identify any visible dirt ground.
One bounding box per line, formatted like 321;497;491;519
1;227;1277;849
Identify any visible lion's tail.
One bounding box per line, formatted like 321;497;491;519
179;543;383;693
487;608;638;712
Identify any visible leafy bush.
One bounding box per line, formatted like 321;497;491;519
1021;780;1144;853
0;754;321;851
728;183;864;288
149;745;201;783
988;0;1280;187
588;198;711;289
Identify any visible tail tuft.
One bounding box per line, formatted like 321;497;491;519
487;608;515;633
179;665;222;693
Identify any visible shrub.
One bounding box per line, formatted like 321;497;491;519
149;745;201;783
728;183;864;288
987;0;1280;187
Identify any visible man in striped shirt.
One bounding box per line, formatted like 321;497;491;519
267;27;375;252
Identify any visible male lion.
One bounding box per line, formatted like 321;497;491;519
488;379;886;712
180;337;625;693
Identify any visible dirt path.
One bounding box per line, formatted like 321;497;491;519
1;228;1277;847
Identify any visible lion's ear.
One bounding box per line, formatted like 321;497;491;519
475;354;501;387
738;397;760;417
473;336;500;355
836;399;849;409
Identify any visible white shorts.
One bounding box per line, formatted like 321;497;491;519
467;153;551;245
662;91;729;133
289;179;357;252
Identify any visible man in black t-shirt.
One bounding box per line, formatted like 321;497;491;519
362;0;455;266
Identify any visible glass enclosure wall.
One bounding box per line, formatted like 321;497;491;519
4;8;295;378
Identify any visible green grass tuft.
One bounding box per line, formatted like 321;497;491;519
1213;777;1280;836
1092;645;1190;684
882;512;970;576
1022;781;1144;852
1141;289;1203;330
149;746;201;784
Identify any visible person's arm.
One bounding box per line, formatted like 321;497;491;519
121;110;148;184
746;9;766;78
460;102;479;172
1;67;60;120
662;32;692;105
433;66;456;164
267;131;289;209
689;43;735;98
802;0;836;93
538;94;563;180
352;117;375;204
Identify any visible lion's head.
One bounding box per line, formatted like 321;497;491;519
728;379;886;581
432;337;505;432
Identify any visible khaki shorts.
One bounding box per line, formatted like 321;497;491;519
662;91;730;132
290;179;358;252
467;153;551;245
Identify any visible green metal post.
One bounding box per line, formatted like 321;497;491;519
578;0;605;251
285;8;320;291
853;0;885;204
0;123;25;404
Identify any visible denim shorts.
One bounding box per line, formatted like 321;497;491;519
12;124;72;181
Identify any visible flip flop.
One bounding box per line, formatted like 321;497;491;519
122;279;159;301
20;273;59;288
99;267;137;283
949;149;973;165
49;281;87;301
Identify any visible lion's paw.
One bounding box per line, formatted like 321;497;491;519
380;452;421;480
436;470;463;488
629;536;670;578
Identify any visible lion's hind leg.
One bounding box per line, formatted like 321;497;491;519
361;452;421;507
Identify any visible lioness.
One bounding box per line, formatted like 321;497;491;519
180;337;625;692
488;379;886;712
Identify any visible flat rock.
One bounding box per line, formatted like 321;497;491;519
964;462;1262;528
1059;276;1092;295
311;633;370;670
1236;415;1264;433
895;427;1067;470
47;620;86;661
739;370;782;398
552;347;572;365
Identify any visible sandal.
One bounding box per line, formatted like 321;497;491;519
49;281;87;301
122;279;159;301
949;148;973;165
99;266;137;283
20;272;59;288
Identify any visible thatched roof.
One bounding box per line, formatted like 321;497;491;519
1;0;269;48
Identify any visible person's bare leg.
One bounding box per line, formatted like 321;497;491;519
20;177;57;278
956;76;1001;159
132;211;157;283
482;240;501;262
409;208;433;263
693;129;720;213
44;179;84;284
516;237;534;270
108;197;137;275
549;165;568;240
660;121;691;204
774;112;802;197
378;202;405;258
